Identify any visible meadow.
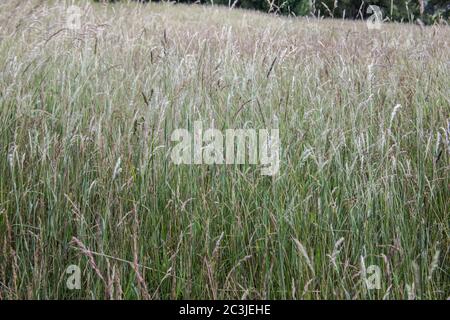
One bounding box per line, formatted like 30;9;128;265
0;0;448;299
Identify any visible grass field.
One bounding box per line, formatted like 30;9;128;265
0;0;448;299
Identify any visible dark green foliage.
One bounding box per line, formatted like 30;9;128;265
106;0;449;23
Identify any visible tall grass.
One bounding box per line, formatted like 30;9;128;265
0;0;448;299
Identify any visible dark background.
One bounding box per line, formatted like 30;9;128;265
96;0;450;24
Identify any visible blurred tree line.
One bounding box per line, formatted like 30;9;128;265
98;0;450;23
